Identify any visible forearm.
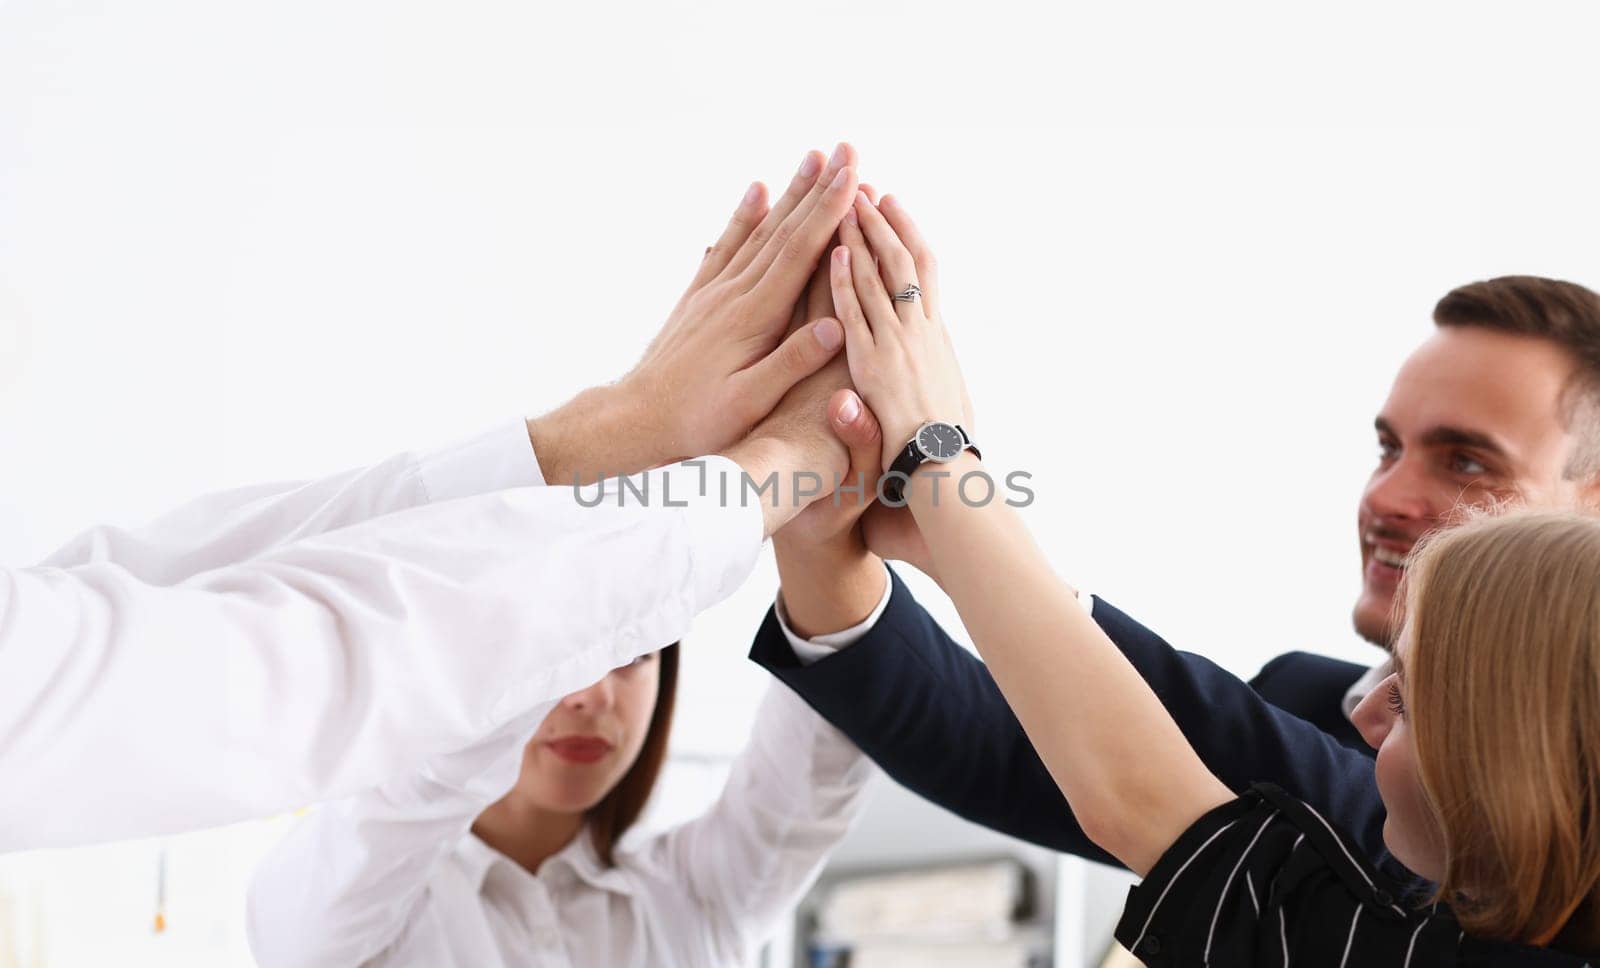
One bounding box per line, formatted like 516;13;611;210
667;684;876;955
909;455;1231;874
0;461;760;849
525;382;664;486
749;569;1116;863
40;420;538;580
773;536;887;639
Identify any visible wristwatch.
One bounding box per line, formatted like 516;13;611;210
882;420;981;503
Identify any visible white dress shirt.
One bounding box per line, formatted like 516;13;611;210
246;684;876;968
0;421;762;850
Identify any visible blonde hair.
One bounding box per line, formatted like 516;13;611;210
1403;510;1600;950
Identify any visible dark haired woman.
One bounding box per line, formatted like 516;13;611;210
247;643;873;967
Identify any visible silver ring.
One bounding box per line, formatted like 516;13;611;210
893;283;922;303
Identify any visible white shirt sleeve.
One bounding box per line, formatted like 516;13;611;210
643;684;877;962
777;567;1095;664
245;714;536;968
34;420;543;581
0;456;761;850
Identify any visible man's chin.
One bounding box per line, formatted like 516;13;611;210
1352;592;1398;649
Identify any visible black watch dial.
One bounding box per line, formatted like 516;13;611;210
917;422;965;462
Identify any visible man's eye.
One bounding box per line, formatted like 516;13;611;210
1377;440;1399;462
1451;454;1488;476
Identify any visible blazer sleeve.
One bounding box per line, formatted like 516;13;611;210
1248;651;1374;752
750;568;1388;869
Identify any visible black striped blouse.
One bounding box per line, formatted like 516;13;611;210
1113;783;1593;967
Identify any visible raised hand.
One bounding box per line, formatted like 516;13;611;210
829;193;974;474
529;146;861;486
625;144;862;459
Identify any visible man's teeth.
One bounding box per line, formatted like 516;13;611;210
1373;546;1409;568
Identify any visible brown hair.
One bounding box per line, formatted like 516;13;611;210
1433;276;1600;478
1403;511;1600;951
586;643;679;865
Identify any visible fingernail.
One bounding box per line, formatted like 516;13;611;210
881;193;896;208
855;190;872;208
813;318;843;351
842;206;858;226
835;246;850;267
830;166;851;190
799;153;822;179
829;143;848;170
742;182;762;207
838;394;861;423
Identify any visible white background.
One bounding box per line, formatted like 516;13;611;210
3;0;1600;964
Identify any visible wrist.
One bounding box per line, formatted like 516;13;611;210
527;382;660;486
722;432;848;539
776;548;887;640
774;526;871;571
719;436;790;538
879;419;918;473
905;450;984;515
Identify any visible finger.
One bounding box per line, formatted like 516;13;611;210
689;182;769;291
742;162;860;308
723;150;827;278
734;316;845;413
803;237;834;323
787;283;805;334
830;245;873;352
839;200;900;336
853;192;923;327
828;388;883;496
878;194;940;317
736;142;857;288
859;182;880;204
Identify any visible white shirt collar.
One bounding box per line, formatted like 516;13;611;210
1341;659;1394;720
457;826;635;898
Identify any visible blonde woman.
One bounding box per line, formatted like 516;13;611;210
827;189;1598;964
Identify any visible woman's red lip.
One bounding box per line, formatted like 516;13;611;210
546;737;614;764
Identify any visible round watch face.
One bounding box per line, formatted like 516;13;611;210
916;422;965;462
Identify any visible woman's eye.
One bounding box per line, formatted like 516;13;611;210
1386;681;1406;717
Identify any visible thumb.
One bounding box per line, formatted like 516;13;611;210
739;317;844;408
828;388;881;467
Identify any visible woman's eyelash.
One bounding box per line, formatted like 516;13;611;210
1386;682;1406;716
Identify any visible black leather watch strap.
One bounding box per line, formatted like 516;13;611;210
882;424;980;503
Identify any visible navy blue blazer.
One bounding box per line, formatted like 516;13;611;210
1249;650;1373;752
750;568;1392;874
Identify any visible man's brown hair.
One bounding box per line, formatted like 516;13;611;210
586;643;678;865
1433;276;1600;478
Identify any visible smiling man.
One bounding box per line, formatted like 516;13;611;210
750;273;1600;872
1252;277;1600;749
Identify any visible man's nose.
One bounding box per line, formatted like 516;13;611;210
1363;456;1435;524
